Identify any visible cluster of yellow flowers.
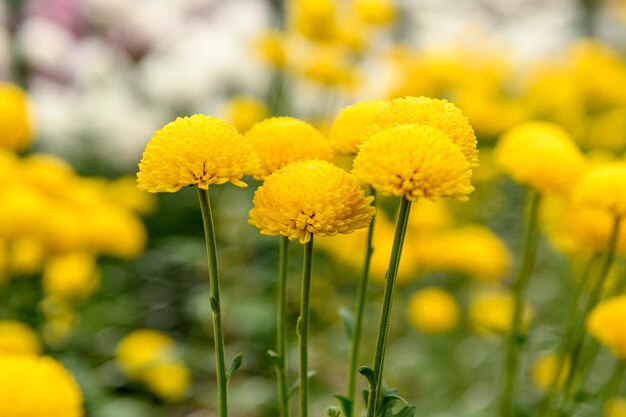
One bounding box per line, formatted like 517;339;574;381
116;329;191;401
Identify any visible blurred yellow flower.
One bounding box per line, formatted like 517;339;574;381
7;237;45;276
605;397;626;417
116;329;175;378
530;352;570;392
369;96;479;167
585;107;626;151
468;290;532;335
353;124;474;201
0;320;41;355
255;30;287;68
249;159;375;243
142;361;190;402
407;288;459;334
290;0;336;41
574;163;626;218
223;96;270;134
245;116;334;179
0;83;33;151
298;44;359;89
328;99;389;155
137;115;259;193
0;354;83;417
352;0;395;26
103;176;157;216
587;295;626;358
43;252;100;300
495;121;587;195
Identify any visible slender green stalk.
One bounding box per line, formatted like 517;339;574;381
366;197;412;417
347;188;377;417
277;236;290;417
299;238;314;417
501;189;541;417
600;359;626;406
558;216;622;412
197;188;228;417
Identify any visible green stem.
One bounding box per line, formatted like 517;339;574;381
366;197;412;417
347;188;377;417
559;215;622;413
197;188;228;417
277;236;290;417
501;189;541;417
600;359;626;406
299;238;314;417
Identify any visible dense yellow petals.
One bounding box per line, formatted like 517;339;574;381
137;115;260;193
0;83;33;152
245;117;334;179
249;159;375;243
0;320;41;355
353;124;474;201
587;295;626;358
0;354;83;417
574;163;626;218
369;96;478;167
407;288;459;334
328;99;389;155
495;121;587;194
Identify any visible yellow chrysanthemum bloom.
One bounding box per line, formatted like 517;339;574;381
495;122;587;195
468;290;532;335
353;124;474;201
353;0;396;26
249;159;375;244
328;99;389;155
407;288;459;334
116;329;175;378
245;117;334;179
369;96;479;167
142;361;190;402
574;163;626;218
137;115;259;193
0;354;83;417
587;295;626;358
530;352;570;392
42;252;100;300
223;96;270;134
0;320;42;355
0;83;33;152
605;397;626;417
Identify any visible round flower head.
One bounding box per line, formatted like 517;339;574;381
495;121;587;195
407;288;459;334
0;354;83;417
468;290;532;335
587;295;626;358
574;163;626;218
353;124;474;201
328;99;389;155
530;352;570;392
249;159;375;243
0;320;41;355
245;116;334;179
137;115;259;192
116;329;175;378
0;83;33;152
369;96;478;167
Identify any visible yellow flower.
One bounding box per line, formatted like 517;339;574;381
0;320;41;355
468;290;532;335
587;295;626;358
0;83;33;151
369;96;479;167
223;96;270;134
290;0;336;41
42;252;100;300
255;30;287;68
249;159;375;243
407;288;459;334
116;329;175;378
142;362;190;402
353;124;474;201
328;99;389;155
7;237;46;276
137;115;259;193
352;0;396;26
530;352;570;392
245;117;334;179
103;176;157;215
574;163;626;218
495;121;587;195
605;397;626;417
0;354;83;417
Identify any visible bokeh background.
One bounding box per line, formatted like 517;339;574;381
2;0;626;416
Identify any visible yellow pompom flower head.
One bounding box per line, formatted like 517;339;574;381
0;83;33;152
328;99;389;155
587;295;626;359
249;159;374;417
136;114;258;417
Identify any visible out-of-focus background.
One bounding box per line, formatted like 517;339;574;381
1;0;626;416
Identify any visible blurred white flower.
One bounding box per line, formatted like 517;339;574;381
16;16;76;74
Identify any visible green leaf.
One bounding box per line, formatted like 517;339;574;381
334;394;352;417
358;366;376;390
393;406;415;417
226;353;243;380
339;308;354;339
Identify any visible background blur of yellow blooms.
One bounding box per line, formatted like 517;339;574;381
1;0;626;416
